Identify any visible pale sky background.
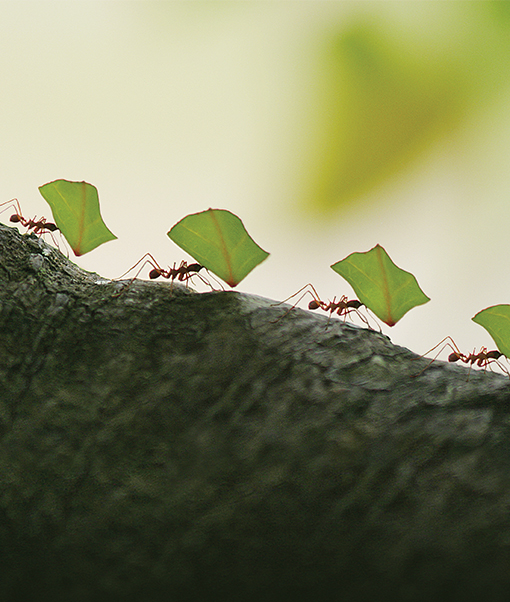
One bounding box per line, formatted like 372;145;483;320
2;1;510;367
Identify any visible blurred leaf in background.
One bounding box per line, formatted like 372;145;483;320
299;2;510;214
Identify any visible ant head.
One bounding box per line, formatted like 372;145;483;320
308;300;321;310
448;352;460;363
9;214;21;223
149;269;161;279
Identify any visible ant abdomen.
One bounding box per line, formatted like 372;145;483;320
346;300;363;309
186;263;203;273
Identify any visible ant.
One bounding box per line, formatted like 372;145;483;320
415;336;509;378
116;253;215;291
308;295;364;317
148;260;204;283
0;198;59;236
274;283;377;330
0;197;66;254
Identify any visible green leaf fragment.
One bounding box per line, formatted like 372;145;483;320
472;305;510;358
167;208;269;287
38;179;117;256
330;244;430;326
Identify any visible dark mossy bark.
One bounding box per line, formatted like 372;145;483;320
1;222;510;602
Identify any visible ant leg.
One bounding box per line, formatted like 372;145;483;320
54;230;70;258
271;283;322;308
270;283;321;316
30;217;60;250
112;253;166;298
475;349;510;379
270;284;325;323
116;253;164;281
412;336;465;376
0;198;22;215
0;199;25;224
465;348;477;381
491;358;510;378
341;305;373;331
322;296;344;329
114;253;173;297
202;269;225;291
423;336;462;359
176;260;190;282
489;350;510;378
358;306;382;333
42;226;64;253
184;270;217;291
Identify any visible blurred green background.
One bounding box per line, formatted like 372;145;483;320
2;1;510;358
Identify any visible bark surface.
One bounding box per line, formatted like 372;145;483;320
1;223;510;602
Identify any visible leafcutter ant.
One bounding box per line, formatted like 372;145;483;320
273;283;377;330
0;198;65;253
0;198;59;236
415;336;509;378
115;253;216;292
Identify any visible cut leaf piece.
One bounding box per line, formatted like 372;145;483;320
38;179;117;256
167;209;269;287
472;305;510;358
330;244;430;326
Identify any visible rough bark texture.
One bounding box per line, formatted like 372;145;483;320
2;222;510;602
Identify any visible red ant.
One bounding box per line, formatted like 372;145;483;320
308;295;364;317
275;283;377;330
416;336;509;378
0;198;59;236
116;253;215;290
148;260;204;282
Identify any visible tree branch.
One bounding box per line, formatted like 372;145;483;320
1;223;510;602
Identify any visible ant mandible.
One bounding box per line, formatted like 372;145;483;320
416;336;509;378
275;283;376;330
0;198;59;237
